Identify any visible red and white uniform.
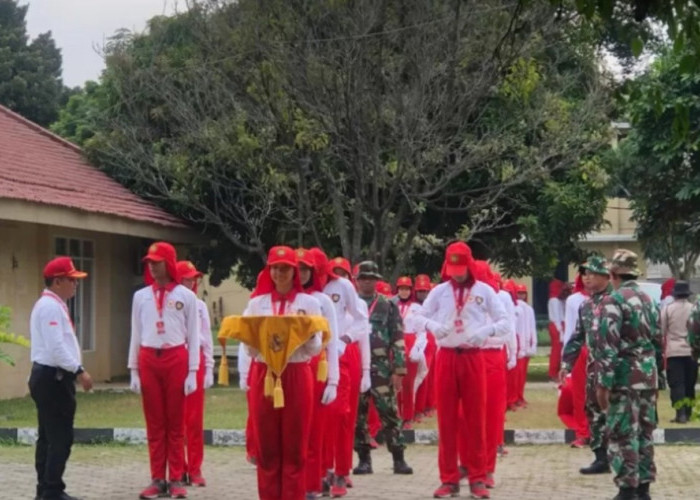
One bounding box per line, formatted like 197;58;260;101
322;277;371;482
184;298;214;480
563;286;590;440
128;283;200;482
547;281;566;379
514;299;536;405
417;279;509;487
396;298;426;424
243;292;323;500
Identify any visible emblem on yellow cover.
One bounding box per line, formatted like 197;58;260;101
270;333;284;352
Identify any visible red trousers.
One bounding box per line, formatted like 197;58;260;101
436;348;487;485
139;345;188;481
483;348;507;474
571;346;590;439
398;334;419;423
184;349;205;477
548;323;562;379
516;357;529;403
325;343;361;477
415;333;437;415
305;356;329;493
557;376;577;429
250;361;314;500
245;364;257;462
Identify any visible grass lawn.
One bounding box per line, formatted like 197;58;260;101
0;372;691;431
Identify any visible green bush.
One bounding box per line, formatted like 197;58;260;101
0;306;30;366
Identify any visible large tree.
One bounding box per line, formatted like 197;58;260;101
54;0;613;286
606;47;700;279
0;0;67;126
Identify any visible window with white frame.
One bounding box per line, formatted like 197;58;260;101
55;237;95;351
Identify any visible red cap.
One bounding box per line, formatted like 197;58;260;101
377;281;393;296
268;246;298;267
176;260;203;280
516;283;527;293
142;242;178;284
251;246;302;298
442;241;474;279
43;257;87;279
396;276;413;288
329;256;351;276
414;274;432;291
295;248;316;268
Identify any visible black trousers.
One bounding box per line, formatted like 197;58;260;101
29;363;77;499
666;356;698;411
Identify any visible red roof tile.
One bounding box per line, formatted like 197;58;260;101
0;105;187;228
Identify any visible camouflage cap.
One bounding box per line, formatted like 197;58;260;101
580;256;609;276
608;248;640;276
356;261;383;280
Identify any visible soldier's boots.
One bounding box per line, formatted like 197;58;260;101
352;449;373;475
637;482;651;500
613;487;639;500
391;449;413;474
579;447;610;475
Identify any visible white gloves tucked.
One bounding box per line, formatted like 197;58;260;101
507;355;517;370
321;384;338;405
337;339;348;357
204;368;214;389
184;371;198;395
130;369;141;394
409;337;427;362
465;324;494;347
360;369;371;393
239;372;249;392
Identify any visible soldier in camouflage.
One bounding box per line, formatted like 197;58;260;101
560;256;612;475
352;261;413;475
591;249;664;500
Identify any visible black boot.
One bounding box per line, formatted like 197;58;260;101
352;449;373;475
579;447;610;474
613;486;639;500
637;482;651;500
391;449;413;474
678;407;689;423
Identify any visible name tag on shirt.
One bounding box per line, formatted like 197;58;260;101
454;318;465;334
156;321;165;335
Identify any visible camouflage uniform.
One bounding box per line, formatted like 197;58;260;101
686;302;700;360
562;257;611;452
354;291;407;453
355;261;406;455
591;250;662;494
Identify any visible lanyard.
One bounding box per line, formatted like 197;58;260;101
152;287;168;319
368;296;379;317
398;301;410;318
42;290;75;331
272;298;287;316
452;284;471;317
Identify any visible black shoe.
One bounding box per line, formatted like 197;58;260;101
613;486;639;500
42;494;83;500
321;471;332;496
637;482;651;500
352;449;373;475
181;472;191;486
391;449;413;474
579;448;611;474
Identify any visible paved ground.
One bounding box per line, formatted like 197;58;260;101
1;444;698;499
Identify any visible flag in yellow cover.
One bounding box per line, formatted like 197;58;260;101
218;315;330;408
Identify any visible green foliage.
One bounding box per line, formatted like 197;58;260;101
52;0;613;285
0;0;67;126
605;47;700;279
0;306;29;366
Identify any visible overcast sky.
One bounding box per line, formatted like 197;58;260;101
24;0;180;87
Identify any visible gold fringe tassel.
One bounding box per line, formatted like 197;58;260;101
273;377;285;408
218;356;229;386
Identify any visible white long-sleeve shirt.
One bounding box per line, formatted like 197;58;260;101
485;290;517;358
324;277;368;341
394;299;426;342
516;300;537;356
242;292;323;363
197;299;215;371
128;284;201;371
311;290;340;385
30;290;82;373
547;297;565;339
416;280;509;348
563;292;587;349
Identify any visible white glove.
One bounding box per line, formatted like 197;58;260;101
184;371;198;395
239;373;249;392
321;384;338;405
517;350;527;359
204;368;214;389
337;339;348;357
130;369;141;394
466;325;493;348
360;369;371;393
409;338;427;362
507;356;517;370
428;321;451;340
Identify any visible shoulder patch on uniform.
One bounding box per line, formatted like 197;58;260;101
175;301;184;310
331;293;340;303
296;309;307;315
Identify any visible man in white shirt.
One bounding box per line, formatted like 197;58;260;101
417;242;509;499
515;285;537;407
29;257;93;500
128;242;200;500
